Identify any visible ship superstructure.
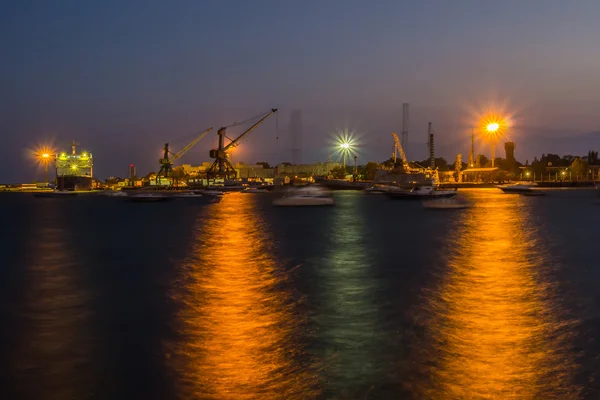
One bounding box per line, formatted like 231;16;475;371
55;141;93;190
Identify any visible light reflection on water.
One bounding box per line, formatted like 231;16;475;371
168;193;318;399
416;191;581;399
314;194;382;398
14;200;93;400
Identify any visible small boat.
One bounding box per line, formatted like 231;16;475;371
422;196;473;209
34;190;79;198
173;191;204;198
498;182;537;194
195;189;224;196
273;185;335;206
364;184;391;194
387;185;457;200
126;193;172;203
242;187;268;193
103;190;128;197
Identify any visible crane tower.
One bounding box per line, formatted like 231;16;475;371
206;109;278;180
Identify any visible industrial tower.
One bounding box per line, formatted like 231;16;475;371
468;129;475;167
401;103;409;147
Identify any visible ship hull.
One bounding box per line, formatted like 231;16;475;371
57;176;92;191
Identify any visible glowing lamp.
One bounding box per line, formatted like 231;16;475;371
340;143;350;149
486;123;499;133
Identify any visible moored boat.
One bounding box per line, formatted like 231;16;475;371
386;185;457;200
126;193;173;203
364;184;391;194
34;190;79;198
498;182;537;194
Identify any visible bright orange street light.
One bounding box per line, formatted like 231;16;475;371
486;123;499;133
478;115;507;168
34;147;56;182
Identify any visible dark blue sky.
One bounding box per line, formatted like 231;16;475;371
2;0;600;181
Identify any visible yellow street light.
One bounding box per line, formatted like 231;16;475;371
486;123;499;133
340;142;350;150
480;117;505;168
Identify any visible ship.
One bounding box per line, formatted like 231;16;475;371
55;141;93;191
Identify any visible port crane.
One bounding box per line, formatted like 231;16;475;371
156;127;213;184
206;108;278;180
392;132;411;174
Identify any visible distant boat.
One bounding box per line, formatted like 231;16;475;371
273;185;335;206
387;185;457;200
242;187;268;193
126;193;172;203
364;184;391;194
172;191;204;198
102;190;128;197
498;182;537;194
34;190;79;198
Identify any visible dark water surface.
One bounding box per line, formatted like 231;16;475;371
2;189;600;399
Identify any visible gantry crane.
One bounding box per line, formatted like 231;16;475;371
156;127;213;184
392;132;411;174
206;108;278;180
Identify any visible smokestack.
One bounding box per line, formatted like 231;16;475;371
401;103;409;147
428;122;435;169
468;129;475;167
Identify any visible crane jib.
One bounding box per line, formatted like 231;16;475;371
223;109;278;151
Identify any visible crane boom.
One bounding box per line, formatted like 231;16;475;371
223;109;277;151
171;127;213;162
392;132;411;174
156;126;212;185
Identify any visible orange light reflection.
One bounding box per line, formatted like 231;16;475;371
421;191;580;399
169;194;316;399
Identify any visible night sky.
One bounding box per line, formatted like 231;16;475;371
2;0;600;182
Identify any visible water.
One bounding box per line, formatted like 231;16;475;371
2;189;600;399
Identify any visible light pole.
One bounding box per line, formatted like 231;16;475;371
486;123;499;168
41;153;50;182
340;142;350;169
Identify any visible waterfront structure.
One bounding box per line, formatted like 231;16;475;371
460;167;499;183
55;141;93;190
182;162;274;179
274;162;340;178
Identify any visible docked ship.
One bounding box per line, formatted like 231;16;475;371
55;141;94;191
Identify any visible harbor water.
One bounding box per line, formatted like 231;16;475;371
1;189;600;399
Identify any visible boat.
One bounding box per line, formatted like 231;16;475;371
422;196;473;209
242;187;268;193
273;185;335;206
194;189;224;196
364;184;391;194
386;185;457;200
34;190;79;198
172;191;204;198
103;190;128;197
55;141;94;191
126;193;172;203
498;182;538;194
